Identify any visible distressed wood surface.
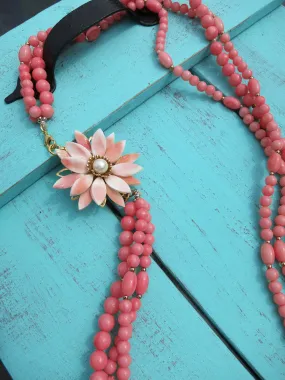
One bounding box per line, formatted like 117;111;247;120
0;0;283;208
0;168;252;380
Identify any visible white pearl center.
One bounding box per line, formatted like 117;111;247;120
93;158;109;174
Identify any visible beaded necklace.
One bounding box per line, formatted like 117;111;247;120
16;1;284;379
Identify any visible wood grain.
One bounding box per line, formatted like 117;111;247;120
0;0;283;208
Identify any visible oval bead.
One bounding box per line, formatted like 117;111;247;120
267;152;281;173
214;17;224;33
223;96;241;110
136;272;149;295
260;243;275;265
146;0;162;13
248;78;260;95
158;51;173;68
18;45;32;63
121;271;137;296
274;240;285;262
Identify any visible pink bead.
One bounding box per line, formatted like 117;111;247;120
31;57;45;69
259;195;271;206
233;56;243;66
264;146;273;157
90;371;108;380
28;36;39;47
222;63;235;76
125;202;136;216
248;78;260;95
260;229;273;241
265;175;277;186
242;69;253;79
255;129;266;140
235;84;248;97
239;107;249;118
188;9;196;18
117;341;131;354
118;354;132;368
280;177;285;187
18;63;30;73
189;0;201;9
23;96;36;108
259;218;271;229
224;42;233;52
19;71;31;80
140;256;151;268
260;243;275;264
145;222;155;234
131;297;141;311
206;85;215;96
127;254;140;268
269;281;282;294
18;45;32;63
21;79;33;88
279;205;285;215
118;326;132;341
189;75;199;86
223;96;241;110
229;49;238;59
40;104;54;118
229;73;242;87
130;243;144;256
133;231;145;243
39;91;54;105
267;152;281;173
171;2;180;12
32;68;47;81
220;33;230;43
143;244;153;256
281;196;285;205
36;79;50;92
99;20;109;30
205;26;218;40
212;90;223;101
105;360;117;375
135;219;147;232
197;81;207;92
118;313;132;326
118;247;130;261
173;65;183;77
216;53;229;66
262;185;274;196
119;299;132;313
196;4;209;18
119;231;133;246
243;94;254;107
269;130;281;141
146;0;162;12
201;15;214;28
136;209;150;221
210;41;223;56
90;351;108;371
259;207;271;218
266;268;279;281
37;31;47;42
260;113;273;127
117;367;131;380
237;62;247;72
121;216;135;231
86;26;101;41
33;47;43;58
272;139;284;151
94;331;111;350
158;52;173;68
214;17;224;33
29;106;41;118
98;314;115;332
180;4;189;14
255;96;266;106
122;271;137;296
110;281;122;298
118;262;128;278
109;347;118;361
275;215;285;227
273;293;285;306
144;234;155;245
136;271;149;295
182;70;191;81
274;240;285;261
273;226;285;237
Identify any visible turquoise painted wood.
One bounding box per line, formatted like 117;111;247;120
86;7;285;378
0;168;252;380
0;0;283;208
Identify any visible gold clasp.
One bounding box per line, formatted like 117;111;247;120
38;117;64;155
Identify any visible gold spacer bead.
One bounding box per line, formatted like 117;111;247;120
256;93;260;97
265;240;271;244
266;265;272;269
141;268;147;272
281;262;285;267
270;172;274;175
129;267;135;272
169;65;174;71
137;294;142;299
249;76;254;79
221;96;225;101
123;296;128;300
276;150;281;155
277;237;282;240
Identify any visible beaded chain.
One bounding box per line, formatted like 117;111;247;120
16;1;285;379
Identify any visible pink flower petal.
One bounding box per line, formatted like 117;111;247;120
106;185;125;207
61;157;88;174
91;177;107;205
106;132;115;150
124;176;141;185
117;153;139;164
55;149;69;159
78;189;92;210
106;140;126;163
105;175;131;194
53;173;80;189
91;129;106;156
111;163;142;177
74;130;91;151
65;142;91;160
70;174;93;196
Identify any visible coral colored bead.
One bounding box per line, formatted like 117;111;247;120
269;130;281;141
243;94;254;107
262;185;274;196
122;272;137;296
37;31;47;42
266;268;279;281
118;354;132;368
118;262;128;278
264;146;273;157
133;231;145;243
259;218;272;229
265;175;277;186
121;216;135;231
182;70;191;81
39;91;54;105
28;36;39;47
260;113;273;127
196;4;209;18
20;71;31;81
242;69;252;79
239;107;249;118
190;0;201;9
90;372;108;380
29;106;41;118
130;243;144;256
260;229;273;241
90;351;108;371
40;104;54;118
118;247;130;261
119;299;132;313
271;140;284;151
33;47;43;58
118;326;132;341
136;272;149;295
36;79;50;92
144;234;155;245
206;85;215;96
18;45;32;63
259;207;271;218
248;78;260;95
109;347;118;361
125;202;136;216
145;222;155;234
201;14;214;28
19;64;30;73
105;360;117;375
281;196;285;205
86;26;101;41
173;65;183;76
260;196;272;207
267;152;281;173
21;79;33;88
180;4;189;14
274;240;285;261
260;243;275;264
117;368;131;380
98;314;115;332
274;293;285;306
212;91;223;101
94;331;111;350
127;254;140;268
220;33;230;43
255;129;266;140
118;313;132;326
229;49;238;59
158;52;173;68
205;26;218;40
131;297;141;311
135;219;147;231
188;9;196;18
140;256;151;268
210;41;223;55
110;281;122;298
223;96;241;110
171;2;180;12
233;56;243;66
119;231;133;246
224;42;233;52
279;205;285;215
23;96;36;108
229;73;242;87
197;81;207;92
255;96;266;106
32;68;47;80
269;281;282;294
222;63;235;76
273;226;285;237
237;62;247;72
189;75;199;86
31;57;45;69
146;0;162;12
235;84;248;97
216;53;229;66
143;244;153;256
136;209;149;221
117;341;131;354
275;215;285;226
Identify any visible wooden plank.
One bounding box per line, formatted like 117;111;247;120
97;7;285;377
0;168;252;380
0;0;283;208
